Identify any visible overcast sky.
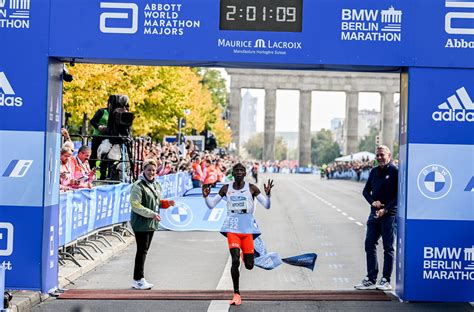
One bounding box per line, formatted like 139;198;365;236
217;68;398;133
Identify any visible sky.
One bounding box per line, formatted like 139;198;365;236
217;68;397;133
244;89;384;133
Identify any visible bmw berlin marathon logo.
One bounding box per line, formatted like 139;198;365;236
164;202;193;227
417;165;453;199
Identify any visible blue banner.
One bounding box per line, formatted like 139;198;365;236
282;253;318;271
403;219;474;302
0;131;45;207
0;206;43;290
399;67;474;302
58;173;192;246
253;236;317;271
159;197;226;231
407;144;474;221
407;68;474;145
46;1;474;69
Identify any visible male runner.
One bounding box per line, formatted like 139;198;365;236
202;163;274;306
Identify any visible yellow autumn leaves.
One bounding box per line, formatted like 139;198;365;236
63;64;231;146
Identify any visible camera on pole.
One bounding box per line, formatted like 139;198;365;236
106;94;134;144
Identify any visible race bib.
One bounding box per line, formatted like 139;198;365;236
228;195;248;213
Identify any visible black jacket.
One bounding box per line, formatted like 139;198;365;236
362;163;398;217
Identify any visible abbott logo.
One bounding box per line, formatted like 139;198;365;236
0;223;14;256
0;72;23;107
445;1;474;35
433;87;474;122
100;2;138;34
2;160;33;178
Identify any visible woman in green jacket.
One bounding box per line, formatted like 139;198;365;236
130;159;174;290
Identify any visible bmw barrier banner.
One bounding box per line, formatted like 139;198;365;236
160;197;226;231
58;184;133;246
58;174;191;247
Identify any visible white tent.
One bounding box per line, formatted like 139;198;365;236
334;151;375;162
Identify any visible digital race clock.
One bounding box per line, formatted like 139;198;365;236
219;0;303;32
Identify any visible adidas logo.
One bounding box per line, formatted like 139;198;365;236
0;72;23;107
432;87;474;122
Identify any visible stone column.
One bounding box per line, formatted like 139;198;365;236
298;90;312;166
229;87;241;154
343;91;359;155
381;92;395;152
263;88;276;161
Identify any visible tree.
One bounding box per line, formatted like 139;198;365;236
244;133;263;160
195;68;227;109
243;133;288;160
311;129;341;166
63;64;231;146
358;125;379;153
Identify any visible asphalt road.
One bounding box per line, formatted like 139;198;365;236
33;174;473;311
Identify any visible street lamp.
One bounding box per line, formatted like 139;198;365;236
177;109;191;145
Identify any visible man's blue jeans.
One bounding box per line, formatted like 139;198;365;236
365;215;396;282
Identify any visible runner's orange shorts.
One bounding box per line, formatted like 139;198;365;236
227;232;254;254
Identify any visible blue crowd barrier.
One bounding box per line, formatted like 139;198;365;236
329;169;370;182
59;172;192;247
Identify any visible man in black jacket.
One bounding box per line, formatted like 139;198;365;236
355;145;398;291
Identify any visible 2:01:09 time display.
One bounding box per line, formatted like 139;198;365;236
219;0;303;32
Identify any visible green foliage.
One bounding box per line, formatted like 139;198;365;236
63;64;231;145
311;129;341;166
196;68;228;109
243;133;288;160
358;125;379;153
244;133;263;160
274;137;288;161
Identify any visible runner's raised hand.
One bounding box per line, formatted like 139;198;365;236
263;179;274;196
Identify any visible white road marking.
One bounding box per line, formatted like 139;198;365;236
293;181;366;229
207;301;230;312
208;256;232;312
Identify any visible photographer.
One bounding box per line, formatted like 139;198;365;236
104;94;135;181
90;105;109;178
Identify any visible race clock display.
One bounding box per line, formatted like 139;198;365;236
220;0;303;32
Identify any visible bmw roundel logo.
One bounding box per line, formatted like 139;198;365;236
417;164;453;199
164;202;193;227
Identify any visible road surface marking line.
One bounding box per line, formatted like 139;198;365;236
355;222;364;226
348;217;355;221
207;301;229;312
208;256;232;312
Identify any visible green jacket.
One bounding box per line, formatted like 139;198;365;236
130;178;163;232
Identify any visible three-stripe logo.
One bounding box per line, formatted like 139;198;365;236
432;87;474;122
